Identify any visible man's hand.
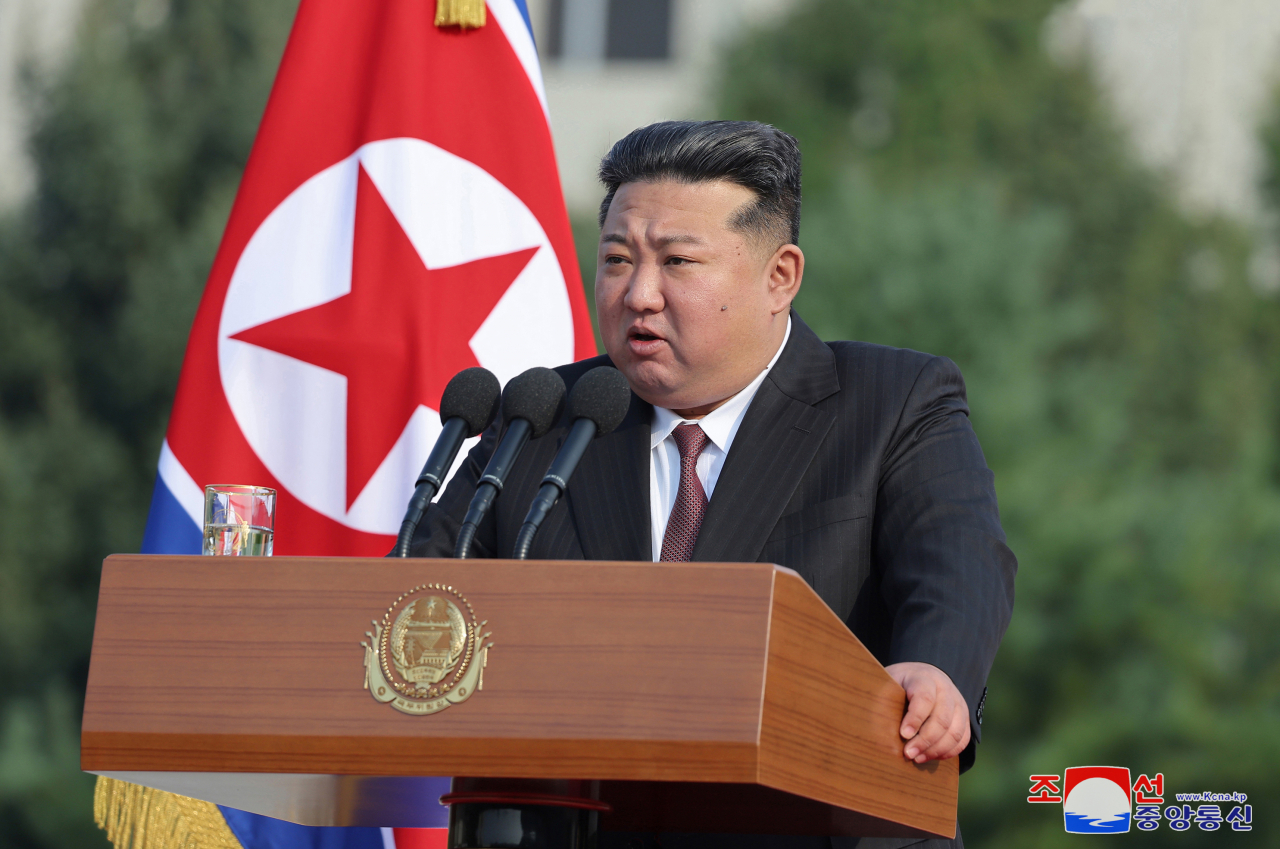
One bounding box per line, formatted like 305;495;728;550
885;662;971;763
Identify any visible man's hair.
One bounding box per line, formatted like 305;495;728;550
597;120;802;249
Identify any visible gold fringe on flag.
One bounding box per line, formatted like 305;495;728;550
435;0;486;29
94;776;243;849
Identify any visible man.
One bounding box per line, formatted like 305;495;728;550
410;120;1016;848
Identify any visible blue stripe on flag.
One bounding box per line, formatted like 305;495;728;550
220;809;388;849
512;0;534;44
140;473;202;554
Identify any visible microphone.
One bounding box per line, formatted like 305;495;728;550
512;367;631;560
454;367;566;559
392;367;501;557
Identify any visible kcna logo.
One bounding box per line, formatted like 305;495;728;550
1031;767;1143;833
217;137;575;535
1059;767;1133;834
1029;767;1253;834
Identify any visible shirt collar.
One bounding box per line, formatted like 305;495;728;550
650;316;792;450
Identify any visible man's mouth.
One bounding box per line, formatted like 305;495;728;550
626;327;666;353
628;326;664;342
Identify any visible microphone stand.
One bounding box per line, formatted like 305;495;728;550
391;417;468;557
511;419;598;559
455;418;534;559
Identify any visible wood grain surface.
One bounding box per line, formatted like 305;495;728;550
758;571;958;838
82;555;955;837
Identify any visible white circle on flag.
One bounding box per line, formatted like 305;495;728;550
218;137;575;534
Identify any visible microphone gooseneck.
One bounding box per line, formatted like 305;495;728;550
512;367;631;560
392;367;501;557
454;367;567;559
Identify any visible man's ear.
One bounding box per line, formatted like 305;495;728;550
767;243;804;314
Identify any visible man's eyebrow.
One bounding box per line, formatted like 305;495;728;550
599;233;707;247
654;233;707;248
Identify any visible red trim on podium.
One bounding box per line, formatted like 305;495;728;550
439;792;612;812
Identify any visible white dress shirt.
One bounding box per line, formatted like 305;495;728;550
649;317;792;559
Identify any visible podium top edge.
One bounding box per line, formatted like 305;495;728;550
103;553;802;578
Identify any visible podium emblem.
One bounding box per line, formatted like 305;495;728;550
362;583;493;715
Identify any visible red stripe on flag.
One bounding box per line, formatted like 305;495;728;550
390;828;448;849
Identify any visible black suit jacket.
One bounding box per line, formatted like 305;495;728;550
410;312;1016;772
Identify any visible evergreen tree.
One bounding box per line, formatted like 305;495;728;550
715;0;1280;845
0;1;296;845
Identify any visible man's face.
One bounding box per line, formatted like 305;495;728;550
595;179;799;415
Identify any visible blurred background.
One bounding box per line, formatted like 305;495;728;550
2;0;1280;846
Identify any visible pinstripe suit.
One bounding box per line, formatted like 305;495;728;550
409;312;1016;848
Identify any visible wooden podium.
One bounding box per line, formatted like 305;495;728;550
81;555;956;839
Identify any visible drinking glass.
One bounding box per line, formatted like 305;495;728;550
203;485;275;556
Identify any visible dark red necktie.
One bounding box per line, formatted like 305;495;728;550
660;423;710;562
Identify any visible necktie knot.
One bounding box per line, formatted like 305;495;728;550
671;423;708;461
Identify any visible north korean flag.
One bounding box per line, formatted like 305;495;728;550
135;1;594;847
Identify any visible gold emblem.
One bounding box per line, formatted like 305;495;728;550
361;583;493;715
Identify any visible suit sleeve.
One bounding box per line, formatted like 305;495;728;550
405;417;502;558
872;354;1016;762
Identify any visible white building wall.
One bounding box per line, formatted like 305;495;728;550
1048;0;1280;220
527;0;797;212
0;0;84;209
537;0;1280;222
4;1;1280;225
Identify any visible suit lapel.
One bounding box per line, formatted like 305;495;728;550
691;313;841;564
566;392;653;561
691;381;834;564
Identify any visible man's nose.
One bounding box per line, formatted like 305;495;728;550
622;260;664;313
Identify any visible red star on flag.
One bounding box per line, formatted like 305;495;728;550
233;164;536;508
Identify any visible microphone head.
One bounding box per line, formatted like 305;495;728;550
501;367;567;439
568;367;632;436
440;367;501;437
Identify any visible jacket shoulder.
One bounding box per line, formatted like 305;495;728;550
821;341;966;415
552;354;616;388
825;339;953;378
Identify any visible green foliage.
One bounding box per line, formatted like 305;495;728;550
715;0;1280;843
1261;88;1280;218
0;0;295;845
570;214;604;352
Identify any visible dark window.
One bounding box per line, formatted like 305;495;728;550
606;0;672;60
546;0;566;58
545;0;672;61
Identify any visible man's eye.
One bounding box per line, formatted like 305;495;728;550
666;256;691;266
603;255;627;265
